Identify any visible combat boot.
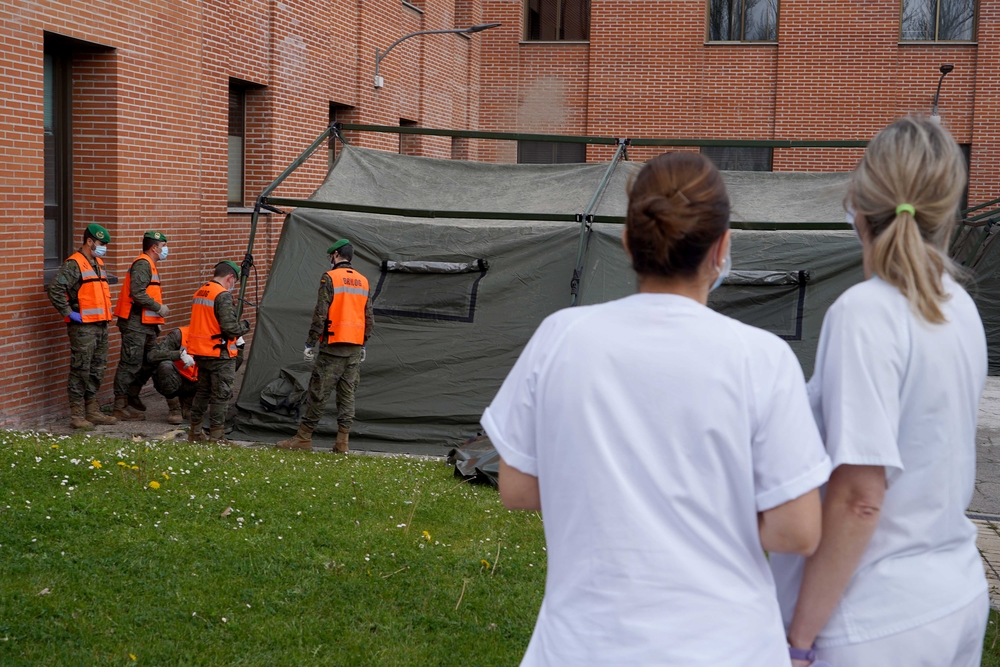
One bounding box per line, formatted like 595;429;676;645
69;402;93;429
334;427;350;453
127;388;147;412
208;425;229;445
85;399;117;425
113;396;145;421
180;397;192;420
188;420;206;442
277;424;313;451
166;397;183;425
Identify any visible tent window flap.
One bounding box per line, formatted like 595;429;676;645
372;258;489;322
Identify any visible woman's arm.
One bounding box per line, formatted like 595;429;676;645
759;488;823;557
498;458;541;511
787;464;886;664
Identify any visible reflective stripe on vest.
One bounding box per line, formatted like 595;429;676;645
113;255;165;325
172;326;199;382
324;267;369;345
186;282;237;358
66;252;113;323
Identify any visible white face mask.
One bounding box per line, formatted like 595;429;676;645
158;245;169;261
93;243;107;258
709;246;731;293
845;205;857;230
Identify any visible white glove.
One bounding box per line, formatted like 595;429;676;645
303;345;316;362
158;303;170;318
360;347;366;363
236;336;245;348
179;347;195;369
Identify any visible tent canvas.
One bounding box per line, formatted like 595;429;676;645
232;145;869;455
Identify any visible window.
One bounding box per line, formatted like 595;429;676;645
701;146;773;171
372;259;489;323
228;85;246;206
524;0;590;41
708;0;778;41
44;42;73;283
400;118;419;156
901;0;976;41
517;141;586;164
959;143;971;212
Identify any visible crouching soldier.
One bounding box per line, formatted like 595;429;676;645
186;261;250;442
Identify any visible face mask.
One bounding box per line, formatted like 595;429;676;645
845;206;857;230
93;243;107;258
158;245;169;261
709;246;731;293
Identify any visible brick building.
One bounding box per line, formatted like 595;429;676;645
1;0;995;425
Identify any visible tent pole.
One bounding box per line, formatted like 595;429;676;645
570;139;628;306
236;123;336;321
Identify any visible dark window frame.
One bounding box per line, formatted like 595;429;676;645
399;118;419;156
43;38;74;284
700;145;774;171
228;83;246;207
707;0;779;42
517;140;587;164
329;103;352;170
900;0;977;42
523;0;591;41
371;259;489;323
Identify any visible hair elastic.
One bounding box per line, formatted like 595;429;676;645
895;203;916;216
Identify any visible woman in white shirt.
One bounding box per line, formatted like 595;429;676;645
774;116;989;667
482;151;832;666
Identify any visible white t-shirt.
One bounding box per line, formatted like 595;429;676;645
770;274;988;647
482;293;831;666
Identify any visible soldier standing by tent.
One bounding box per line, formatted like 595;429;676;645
111;231;171;421
46;223;118;429
277;239;373;452
186;261;250;442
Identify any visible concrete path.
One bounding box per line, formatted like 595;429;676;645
975;377;1000;514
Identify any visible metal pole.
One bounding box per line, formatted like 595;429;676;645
236;124;336;320
570;139;628;306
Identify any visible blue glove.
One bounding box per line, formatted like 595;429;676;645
68;312;83;323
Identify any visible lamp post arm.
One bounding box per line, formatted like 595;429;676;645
375;28;474;79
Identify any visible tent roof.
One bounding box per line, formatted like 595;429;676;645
309;145;851;224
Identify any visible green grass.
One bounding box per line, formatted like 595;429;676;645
0;431;546;666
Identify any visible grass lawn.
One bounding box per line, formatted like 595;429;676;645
4;430;1000;666
0;431;546;666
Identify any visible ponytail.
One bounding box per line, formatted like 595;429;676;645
869;209;949;323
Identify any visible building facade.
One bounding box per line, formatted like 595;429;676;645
1;0;996;425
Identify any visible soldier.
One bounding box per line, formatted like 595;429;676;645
277;239;373;452
46;223;118;429
148;325;245;425
186;261;250;442
111;231;171;421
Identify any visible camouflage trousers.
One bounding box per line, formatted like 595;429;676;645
300;347;362;431
66;322;109;404
113;327;156;397
189;356;236;428
153;361;198;405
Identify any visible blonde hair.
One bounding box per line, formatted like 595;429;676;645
849;116;966;323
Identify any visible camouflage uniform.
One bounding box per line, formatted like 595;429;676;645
300;264;374;431
47;258;110;403
113;257;162;397
148;328;197;406
189;284;250;428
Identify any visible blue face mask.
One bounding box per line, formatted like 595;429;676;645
159;245;169;261
709;247;731;293
93;243;107;258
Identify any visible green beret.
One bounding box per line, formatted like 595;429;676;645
144;230;168;243
327;239;351;254
222;260;241;277
87;224;111;244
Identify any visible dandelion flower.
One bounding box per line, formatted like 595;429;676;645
481;559;491;568
131;466;139;470
91;460;102;469
162;473;170;480
50;444;59;449
118;462;127;467
129;654;136;661
423;530;432;541
149;481;160;490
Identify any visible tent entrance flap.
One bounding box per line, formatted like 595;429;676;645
372;258;489;322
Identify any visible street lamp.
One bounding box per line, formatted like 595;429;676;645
374;23;501;89
931;63;955;122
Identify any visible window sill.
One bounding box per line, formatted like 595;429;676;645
898;40;977;45
704;40;778;46
519;40;590;45
401;1;423;14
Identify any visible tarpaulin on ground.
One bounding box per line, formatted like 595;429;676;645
232;145;870;454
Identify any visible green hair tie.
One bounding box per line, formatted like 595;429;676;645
895;203;916;216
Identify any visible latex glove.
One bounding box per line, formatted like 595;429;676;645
360;346;366;363
235;336;245;348
68;311;83;323
158;303;170;318
179;348;195;369
303;345;316;363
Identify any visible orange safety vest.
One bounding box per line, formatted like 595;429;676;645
65;252;113;323
114;255;165;325
324;266;369;345
187;281;238;358
173;326;198;382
